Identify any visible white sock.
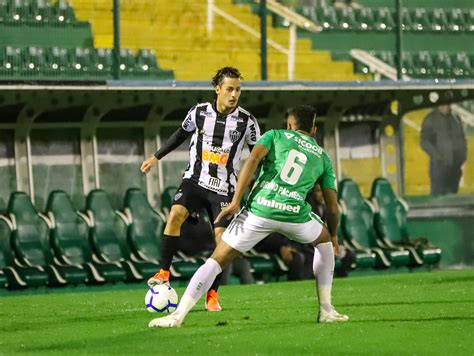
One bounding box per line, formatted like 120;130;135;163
173;258;222;319
313;242;335;312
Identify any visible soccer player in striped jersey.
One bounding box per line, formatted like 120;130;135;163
141;67;260;311
149;105;348;328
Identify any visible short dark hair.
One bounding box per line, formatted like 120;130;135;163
211;67;242;87
285;105;317;132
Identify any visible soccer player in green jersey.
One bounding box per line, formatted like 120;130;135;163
149;105;348;328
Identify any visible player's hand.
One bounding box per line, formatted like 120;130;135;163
331;236;340;256
214;202;240;224
140;156;158;173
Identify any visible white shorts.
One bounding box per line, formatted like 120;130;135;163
222;208;324;253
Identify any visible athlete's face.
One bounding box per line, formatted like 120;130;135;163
215;77;241;112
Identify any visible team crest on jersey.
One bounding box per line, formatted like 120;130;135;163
229;130;241;143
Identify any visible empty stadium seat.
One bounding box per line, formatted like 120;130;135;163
86;189;159;282
338;179;410;269
123;187;203;280
8;192;89;286
338;224;376;269
370;178;442;267
0;213;49;288
46;190;126;283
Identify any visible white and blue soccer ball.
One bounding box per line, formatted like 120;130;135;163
145;285;178;313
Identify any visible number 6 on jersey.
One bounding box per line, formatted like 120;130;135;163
280;149;307;185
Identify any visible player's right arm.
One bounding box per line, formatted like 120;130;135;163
215;144;269;223
140;106;196;173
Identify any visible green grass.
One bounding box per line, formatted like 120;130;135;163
1;269;473;355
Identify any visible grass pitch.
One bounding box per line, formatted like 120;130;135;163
1;269;473;355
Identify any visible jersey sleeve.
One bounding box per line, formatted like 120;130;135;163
245;116;261;145
255;130;275;150
318;153;338;192
181;105;197;132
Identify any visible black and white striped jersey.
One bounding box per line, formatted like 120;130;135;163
181;101;261;196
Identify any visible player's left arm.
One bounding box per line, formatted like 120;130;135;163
215;144;268;223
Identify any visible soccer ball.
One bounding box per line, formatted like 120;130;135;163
145;285;178;313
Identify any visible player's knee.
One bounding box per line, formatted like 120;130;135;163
167;209;188;228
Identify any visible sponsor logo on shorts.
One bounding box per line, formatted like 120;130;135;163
255;196;301;213
220;202;230;208
174;192;183;201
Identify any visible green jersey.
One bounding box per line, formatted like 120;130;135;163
247;129;337;223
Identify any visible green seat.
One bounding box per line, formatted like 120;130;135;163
45;46;72;77
402;52;416;77
32;0;54;23
335;7;357;31
338;224;375;269
374;7;395;31
370;178;441;268
0;214;49;288
414;51;434;78
338;179;410;269
355;7;375;31
433;52;452;78
400;8;414;31
451;52;471;77
53;0;76;23
136;49;175;80
87;189;158;282
466;9;474;32
447;8;466;32
23;46;47;78
412;8;430;32
94;48;113;78
430;8;449;32
0;46;22;78
316;7;337;31
123;188;200;280
118;48;137;79
46;190;126;283
8;192;88;286
71;47;95;79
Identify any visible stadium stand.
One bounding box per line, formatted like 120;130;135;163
0;0;174;80
67;0;367;80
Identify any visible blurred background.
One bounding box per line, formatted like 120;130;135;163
0;0;473;290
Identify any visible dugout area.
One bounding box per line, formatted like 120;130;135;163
0;80;473;271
